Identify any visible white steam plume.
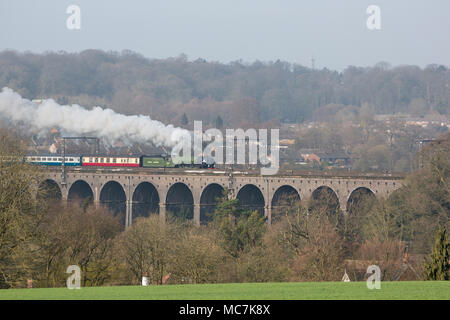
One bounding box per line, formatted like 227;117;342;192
0;87;189;147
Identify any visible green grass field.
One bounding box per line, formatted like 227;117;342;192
0;281;448;300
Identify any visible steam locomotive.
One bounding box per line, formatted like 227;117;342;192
24;154;215;169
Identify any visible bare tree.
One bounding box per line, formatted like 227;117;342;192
0;130;45;288
116;215;178;285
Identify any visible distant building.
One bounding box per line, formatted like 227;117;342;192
279;139;295;145
31;99;44;106
298;149;321;163
299;149;351;167
49;143;58;154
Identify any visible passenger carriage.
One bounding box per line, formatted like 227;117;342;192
81;155;140;167
25;155;82;166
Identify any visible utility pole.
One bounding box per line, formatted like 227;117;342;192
418;138;434;169
62;138;66;185
228;164;234;199
61;137;99;186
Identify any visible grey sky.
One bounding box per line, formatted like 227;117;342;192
1;0;449;70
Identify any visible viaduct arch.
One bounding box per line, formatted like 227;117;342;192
132;182;160;221
200;183;224;224
68;180;94;203
37;179;62;201
99;181;127;225
270;185;301;224
39;170;403;227
236;184;266;216
346;187;377;215
166;182;194;221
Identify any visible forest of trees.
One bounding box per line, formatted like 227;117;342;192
0;50;448;128
0;131;448;288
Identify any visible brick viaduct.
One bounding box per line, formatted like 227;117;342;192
39;168;404;226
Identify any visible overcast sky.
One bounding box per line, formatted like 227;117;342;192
1;0;449;70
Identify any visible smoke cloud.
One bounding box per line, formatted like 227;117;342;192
0;87;189;147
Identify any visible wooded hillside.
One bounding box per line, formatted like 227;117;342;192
0;50;448;127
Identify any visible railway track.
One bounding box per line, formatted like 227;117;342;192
40;165;406;180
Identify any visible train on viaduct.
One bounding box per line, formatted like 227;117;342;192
38;168;404;226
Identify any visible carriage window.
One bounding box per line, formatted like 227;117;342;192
113;158;116;163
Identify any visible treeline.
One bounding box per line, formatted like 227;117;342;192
292;117;447;172
0;50;448;128
0;131;448;288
